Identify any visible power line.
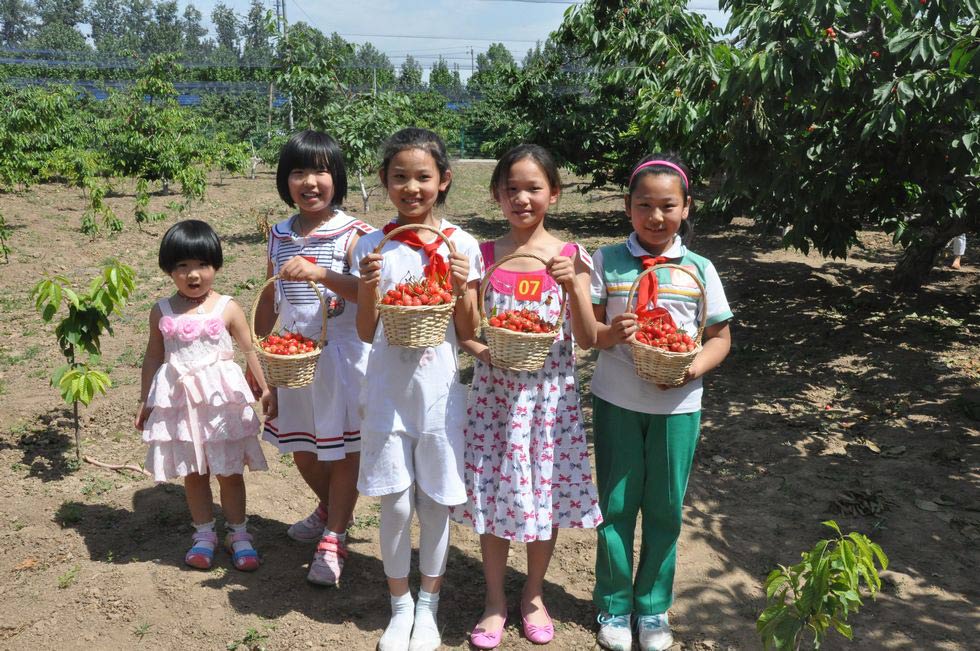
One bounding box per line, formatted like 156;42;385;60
473;0;576;3
336;31;541;44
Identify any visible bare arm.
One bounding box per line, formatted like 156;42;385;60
662;320;731;390
135;304;165;430
356;252;383;344
253;259;277;338
548;252;597;349
459;337;491;365
224;299;276;419
593;303;638;350
450;251;480;342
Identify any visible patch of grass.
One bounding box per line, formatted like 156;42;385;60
57;564;80;589
114;346;143;369
350;502;382;531
133;623;151;640
55;501;83;526
278;453;294;467
11;518;25;531
81;476;115;497
226;626;270;651
0;293;23;311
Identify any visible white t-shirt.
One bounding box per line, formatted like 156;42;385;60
590;234;733;415
350;219;485;502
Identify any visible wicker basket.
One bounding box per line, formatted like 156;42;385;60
374;223;459;348
479;252;567;372
626;263;706;386
249;274;327;388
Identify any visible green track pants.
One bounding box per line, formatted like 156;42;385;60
592;395;700;616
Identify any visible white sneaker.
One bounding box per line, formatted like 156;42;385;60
597;612;632;651
637;613;673;651
286;506;327;543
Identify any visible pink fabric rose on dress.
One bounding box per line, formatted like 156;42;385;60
177;318;203;342
203;318;224;339
159;315;177;338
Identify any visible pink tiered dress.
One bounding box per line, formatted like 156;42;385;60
142;295;268;481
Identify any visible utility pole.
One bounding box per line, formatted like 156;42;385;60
470;46;474;73
273;0;293;129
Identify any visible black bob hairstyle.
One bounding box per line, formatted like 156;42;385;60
379;127;452;205
276;130;348;209
158;220;223;273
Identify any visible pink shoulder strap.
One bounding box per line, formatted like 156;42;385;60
480;241;496;267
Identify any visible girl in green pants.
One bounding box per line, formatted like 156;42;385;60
589;154;733;651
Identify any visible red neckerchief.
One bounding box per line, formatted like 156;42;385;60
635;255;676;327
382;222;456;284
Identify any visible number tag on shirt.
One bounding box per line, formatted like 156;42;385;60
514;274;543;301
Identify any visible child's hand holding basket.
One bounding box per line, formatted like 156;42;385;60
249;274;327;388
626;263;706;387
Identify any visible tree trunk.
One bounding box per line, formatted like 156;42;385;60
359;172;369;212
72;400;81;461
891;222;966;293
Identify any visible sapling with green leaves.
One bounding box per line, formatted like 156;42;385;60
0;212;11;262
32;261;136;461
757;520;889;650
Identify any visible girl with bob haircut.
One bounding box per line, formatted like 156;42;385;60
256;130;374;587
138;219;272;572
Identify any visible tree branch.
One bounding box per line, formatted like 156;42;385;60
83;456;151;477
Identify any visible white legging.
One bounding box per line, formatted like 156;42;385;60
379;484;450;579
950;234;967;257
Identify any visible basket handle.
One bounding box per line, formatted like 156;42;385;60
478;252;568;333
249;274;328;349
625;263;707;343
371;222;462;299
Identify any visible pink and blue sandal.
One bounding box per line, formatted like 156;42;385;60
184;531;218;570
224;531;260;571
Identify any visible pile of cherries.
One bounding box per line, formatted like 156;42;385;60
259;331;317;355
487;308;556;334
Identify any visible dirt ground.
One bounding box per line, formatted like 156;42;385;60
0;164;977;651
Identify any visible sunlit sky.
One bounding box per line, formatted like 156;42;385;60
186;0;730;76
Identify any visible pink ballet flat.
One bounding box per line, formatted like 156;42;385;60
522;608;554;645
470;617;507;649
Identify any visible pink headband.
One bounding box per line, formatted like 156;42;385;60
629;160;689;190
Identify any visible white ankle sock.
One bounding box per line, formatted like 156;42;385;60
379;591;414;651
226;521;253;554
324;528;346;542
192;520;216;552
409;589;441;651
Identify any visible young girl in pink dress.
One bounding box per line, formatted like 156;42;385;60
136;220;273;572
452;144;602;648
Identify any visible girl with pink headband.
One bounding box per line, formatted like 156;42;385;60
588;154;733;651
